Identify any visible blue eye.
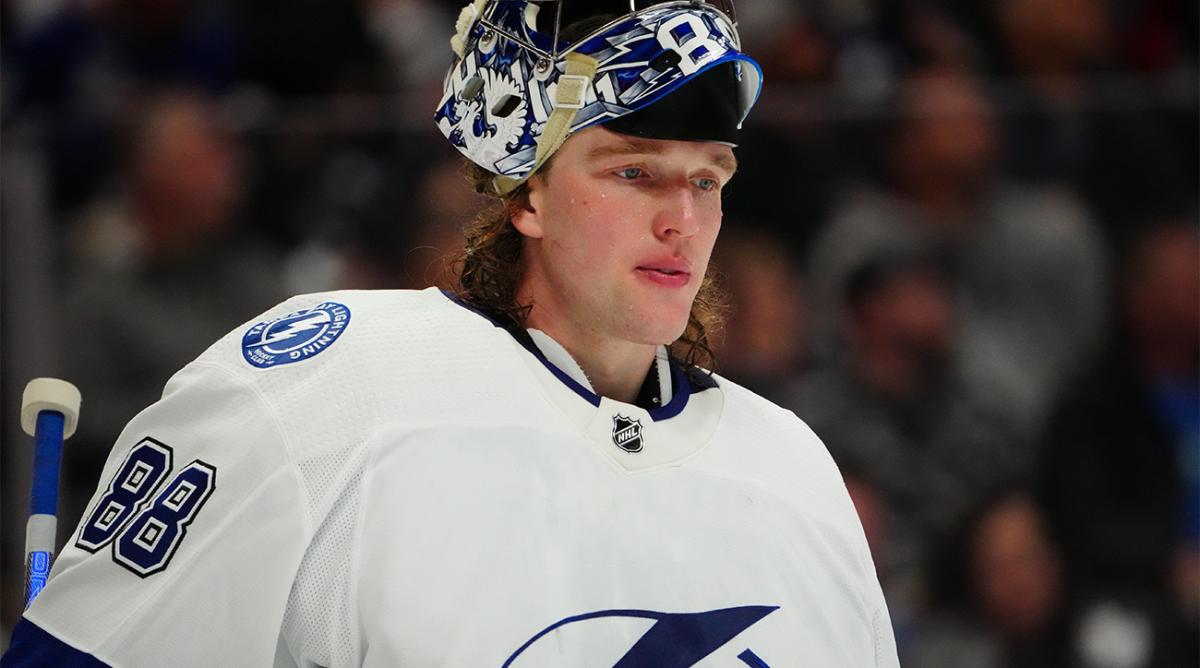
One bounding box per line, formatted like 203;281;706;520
694;177;719;191
617;167;644;180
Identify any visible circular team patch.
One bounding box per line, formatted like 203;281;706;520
242;301;351;369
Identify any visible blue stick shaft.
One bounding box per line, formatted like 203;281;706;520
30;411;66;516
26;410;66;608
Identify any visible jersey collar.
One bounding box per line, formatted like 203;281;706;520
443;290;702;422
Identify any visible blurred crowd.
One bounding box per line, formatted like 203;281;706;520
1;0;1196;665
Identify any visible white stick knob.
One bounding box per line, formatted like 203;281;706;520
21;378;82;439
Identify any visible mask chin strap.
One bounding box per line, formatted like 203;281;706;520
493;51;598;195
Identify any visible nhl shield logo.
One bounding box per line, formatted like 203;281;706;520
611;415;644;453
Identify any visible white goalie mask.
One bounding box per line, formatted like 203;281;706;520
433;0;763;193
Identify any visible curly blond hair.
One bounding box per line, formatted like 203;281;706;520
450;162;726;370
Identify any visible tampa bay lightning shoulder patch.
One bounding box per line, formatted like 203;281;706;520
242;301;351;369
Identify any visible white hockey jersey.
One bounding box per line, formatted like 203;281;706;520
6;288;899;667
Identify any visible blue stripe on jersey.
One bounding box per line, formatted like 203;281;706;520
2;618;111;667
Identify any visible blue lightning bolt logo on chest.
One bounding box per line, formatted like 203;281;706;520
503;606;778;667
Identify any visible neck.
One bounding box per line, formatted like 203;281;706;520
524;310;657;404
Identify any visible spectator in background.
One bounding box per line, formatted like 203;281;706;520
397;157;480;289
1038;220;1200;668
233;0;384;98
721;4;844;256
989;0;1196;238
60;90;284;529
232;0;392;249
359;0;453;90
3;0;237;214
805;62;1107;442
709;227;807;402
282;154;476;293
909;488;1069;668
787;251;1017;634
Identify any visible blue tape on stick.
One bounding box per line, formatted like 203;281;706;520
25;550;53;608
31;411;65;516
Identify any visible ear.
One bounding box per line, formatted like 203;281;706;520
510;177;545;239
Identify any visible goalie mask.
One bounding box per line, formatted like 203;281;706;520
434;0;763;193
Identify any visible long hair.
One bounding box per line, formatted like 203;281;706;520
450;162;727;370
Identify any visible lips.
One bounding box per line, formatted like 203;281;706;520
636;257;692;287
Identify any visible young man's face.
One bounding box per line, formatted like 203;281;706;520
513;126;736;349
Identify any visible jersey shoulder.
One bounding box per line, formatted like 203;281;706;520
179;285;548;480
707;372;891;645
707;372;863;534
183;287;497;413
196;287;481;373
712;372;827;451
163;287;508;509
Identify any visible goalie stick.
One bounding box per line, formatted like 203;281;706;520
20;378;81;609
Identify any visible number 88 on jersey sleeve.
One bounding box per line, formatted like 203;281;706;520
76;437;217;577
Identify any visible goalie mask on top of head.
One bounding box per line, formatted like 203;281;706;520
434;0;763;194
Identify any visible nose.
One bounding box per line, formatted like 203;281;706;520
652;184;701;240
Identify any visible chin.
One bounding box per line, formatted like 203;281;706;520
614;290;696;344
625;313;691;347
